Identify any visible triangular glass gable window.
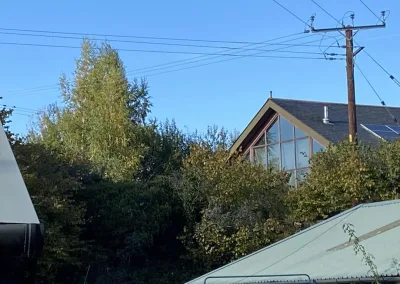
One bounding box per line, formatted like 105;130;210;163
279;116;294;141
254;133;265;146
266;119;279;144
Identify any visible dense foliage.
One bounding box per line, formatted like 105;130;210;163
175;130;292;268
2;40;399;283
288;141;399;224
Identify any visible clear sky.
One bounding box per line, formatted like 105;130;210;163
1;0;400;135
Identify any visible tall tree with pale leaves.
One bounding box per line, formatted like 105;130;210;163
31;40;151;180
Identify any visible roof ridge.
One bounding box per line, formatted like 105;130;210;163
361;199;400;208
270;97;400;109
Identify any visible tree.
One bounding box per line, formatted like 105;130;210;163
12;142;86;283
0;107;20;144
82;176;188;284
134;119;190;181
31;40;152;181
287;141;398;224
175;127;292;268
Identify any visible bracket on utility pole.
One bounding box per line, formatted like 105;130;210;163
353;47;365;57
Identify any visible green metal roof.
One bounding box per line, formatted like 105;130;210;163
186;200;400;284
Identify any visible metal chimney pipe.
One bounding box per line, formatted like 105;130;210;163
323;106;330;124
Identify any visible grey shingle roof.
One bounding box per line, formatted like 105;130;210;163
186;200;400;284
271;98;400;145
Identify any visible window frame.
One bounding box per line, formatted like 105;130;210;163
245;114;324;187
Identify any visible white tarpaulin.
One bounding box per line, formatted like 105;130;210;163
0;124;39;224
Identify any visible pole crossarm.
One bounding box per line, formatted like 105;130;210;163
310;24;385;33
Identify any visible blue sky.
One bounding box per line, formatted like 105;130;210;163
1;0;400;135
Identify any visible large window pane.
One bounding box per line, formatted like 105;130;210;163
295;127;306;138
280;116;294;141
254;146;267;166
266;119;279;144
296;138;310;168
267;144;280;169
254;133;265;146
313;140;325;154
281;141;295;170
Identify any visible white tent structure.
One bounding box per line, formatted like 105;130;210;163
0;124;39;224
0;124;44;283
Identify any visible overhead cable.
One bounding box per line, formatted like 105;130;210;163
354;62;399;125
0;40;340;58
359;0;383;23
272;0;312;29
0;31;330;53
0;27;276;45
141;36;343;78
128;34;344;76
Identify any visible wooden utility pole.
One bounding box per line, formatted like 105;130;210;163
310;18;386;143
345;28;357;143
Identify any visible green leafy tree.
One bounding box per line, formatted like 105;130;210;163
82;176;187;284
288;141;398;224
31;40;151;181
0;107;20;144
175;127;291;268
135;119;190;181
12;142;86;283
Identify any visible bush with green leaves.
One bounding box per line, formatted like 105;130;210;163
288;141;399;224
175;128;292;268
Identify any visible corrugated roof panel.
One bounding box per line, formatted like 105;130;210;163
187;200;400;284
0;125;39;224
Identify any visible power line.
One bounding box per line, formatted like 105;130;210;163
0;31;307;52
0;40;341;58
359;0;382;23
0;32;309;97
309;0;387;143
0;31;338;54
272;0;311;29
1;104;38;113
0;33;342;96
141;37;343;78
0;86;58;96
0;27;272;45
358;47;400;88
125;32;309;74
354;61;399;125
310;0;344;27
128;35;344;76
0;34;344;97
12;112;33;117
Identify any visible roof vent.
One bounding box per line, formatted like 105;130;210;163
323;106;330;124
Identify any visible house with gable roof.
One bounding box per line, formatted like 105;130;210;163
230;97;400;187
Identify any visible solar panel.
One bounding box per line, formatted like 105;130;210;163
373;130;400;140
388;125;400;134
361;124;400;141
363;124;392;132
